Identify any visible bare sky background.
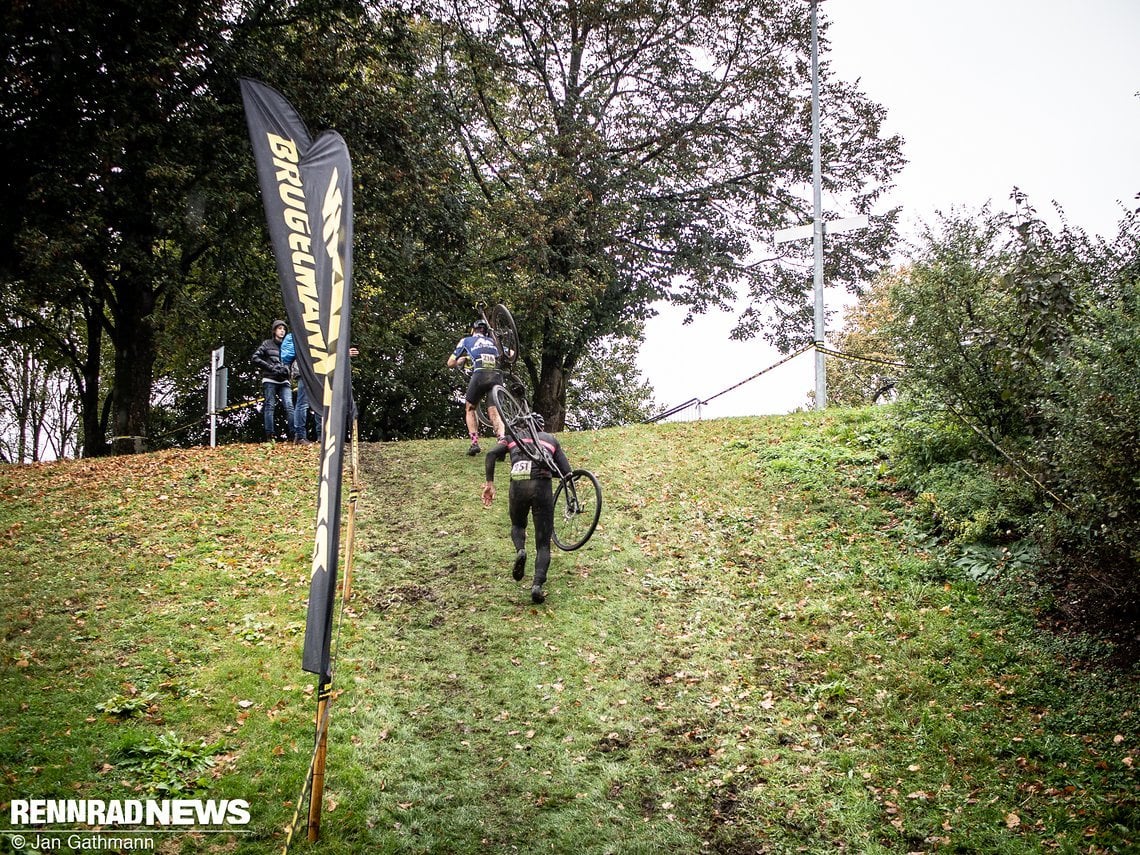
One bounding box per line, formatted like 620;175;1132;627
636;0;1140;418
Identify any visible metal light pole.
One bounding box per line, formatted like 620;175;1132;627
811;0;829;408
775;1;866;410
810;0;826;409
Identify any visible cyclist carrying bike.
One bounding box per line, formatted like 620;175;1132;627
481;414;571;604
447;318;505;455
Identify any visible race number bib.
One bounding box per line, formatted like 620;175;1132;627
510;459;532;480
477;353;498;369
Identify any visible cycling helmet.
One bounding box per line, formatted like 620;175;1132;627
472;319;490;333
532;413;545;431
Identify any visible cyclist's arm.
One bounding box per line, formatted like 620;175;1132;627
551;439;571;478
482;441;508;507
447;339;469;369
484;440;508;482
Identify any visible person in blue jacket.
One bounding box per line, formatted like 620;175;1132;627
280;331;322;445
447;319;505;455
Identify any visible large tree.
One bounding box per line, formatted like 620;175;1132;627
1;0;273;454
428;0;904;428
1;0;473;453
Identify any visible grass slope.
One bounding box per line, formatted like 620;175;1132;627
1;408;1136;854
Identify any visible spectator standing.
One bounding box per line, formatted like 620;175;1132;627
280;331;322;444
251;319;295;443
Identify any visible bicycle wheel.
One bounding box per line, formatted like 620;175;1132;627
475;396;493;430
552;469;602;551
489;385;544;462
490;304;520;366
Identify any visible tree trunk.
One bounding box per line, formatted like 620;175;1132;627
533;352;568;433
80;306;108;458
110;285;157;455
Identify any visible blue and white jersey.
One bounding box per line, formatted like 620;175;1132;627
454;334;500;370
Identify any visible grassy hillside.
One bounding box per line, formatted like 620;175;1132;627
1;408;1136;854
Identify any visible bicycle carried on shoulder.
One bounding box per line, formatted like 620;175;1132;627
451;300;523;434
489;382;602;551
475;301;520;368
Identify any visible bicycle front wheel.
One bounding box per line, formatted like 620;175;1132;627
489;384;543;462
552;469;602;551
490;304;520;366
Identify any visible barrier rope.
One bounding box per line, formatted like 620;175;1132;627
813;344;908;369
145;399;262;442
701;343;815;405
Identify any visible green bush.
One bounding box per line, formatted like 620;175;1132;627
881;202;1140;606
1039;263;1140;586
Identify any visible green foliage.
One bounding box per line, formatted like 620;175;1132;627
96;692;160;719
887;411;976;487
117;732;227;796
887;197;1087;445
826;270;904;407
565;334;656;429
433;0;904;427
954;540;1040;583
872;198;1139;602
890;413;1037;546
1037;216;1140;579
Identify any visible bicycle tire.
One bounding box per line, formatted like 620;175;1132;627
475;396;493;430
489;385;544;462
552;469;602;551
490;304;520;366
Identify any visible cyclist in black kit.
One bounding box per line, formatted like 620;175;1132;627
481;414;571;604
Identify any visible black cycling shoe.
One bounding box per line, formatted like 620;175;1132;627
466;441;481;456
512;549;527;581
531;584;545;604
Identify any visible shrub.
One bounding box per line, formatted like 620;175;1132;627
1038;248;1140;592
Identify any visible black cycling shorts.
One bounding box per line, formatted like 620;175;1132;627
465;368;503;405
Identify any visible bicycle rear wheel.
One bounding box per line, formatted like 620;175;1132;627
475;397;492;431
552;469;602;551
490;304;520;366
489;385;544;462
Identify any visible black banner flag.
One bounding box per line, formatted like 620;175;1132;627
240;78;353;679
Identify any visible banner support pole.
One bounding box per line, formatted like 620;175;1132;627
307;678;332;842
341;417;361;601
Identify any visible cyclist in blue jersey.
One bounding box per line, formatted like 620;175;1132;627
448;319;505;455
481;415;572;604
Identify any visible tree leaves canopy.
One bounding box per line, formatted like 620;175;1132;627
425;0;905;427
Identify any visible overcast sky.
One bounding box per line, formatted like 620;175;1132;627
636;0;1140;419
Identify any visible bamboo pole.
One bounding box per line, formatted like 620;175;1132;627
341;417;361;601
307;679;332;842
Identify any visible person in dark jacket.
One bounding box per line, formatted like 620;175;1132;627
251;319;296;442
481;416;571;604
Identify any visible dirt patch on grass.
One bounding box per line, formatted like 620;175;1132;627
371;583;438;611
